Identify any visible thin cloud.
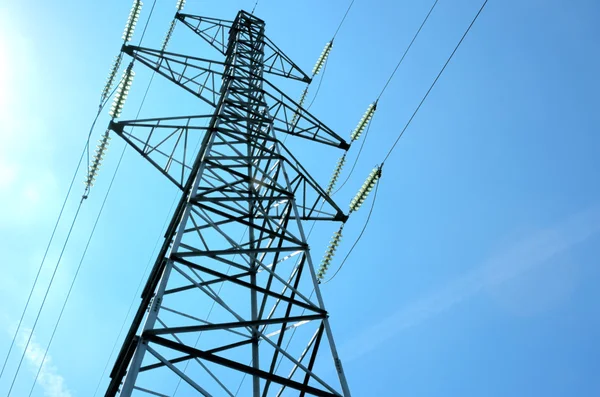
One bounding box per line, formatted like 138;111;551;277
17;328;72;397
341;204;600;362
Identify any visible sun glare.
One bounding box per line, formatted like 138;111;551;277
0;36;9;110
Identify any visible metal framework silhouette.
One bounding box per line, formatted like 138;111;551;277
106;10;351;397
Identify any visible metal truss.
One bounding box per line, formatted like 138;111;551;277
175;13;311;83
106;10;351;397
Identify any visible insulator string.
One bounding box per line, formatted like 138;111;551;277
123;0;144;43
317;225;344;281
349;166;381;213
326;153;347;195
306;56;329;111
333;117;374;195
312;41;332;77
325;179;380;283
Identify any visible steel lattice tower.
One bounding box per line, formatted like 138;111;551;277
106;10;352;396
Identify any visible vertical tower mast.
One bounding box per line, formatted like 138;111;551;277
106;10;351;396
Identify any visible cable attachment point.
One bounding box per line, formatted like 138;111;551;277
122;0;143;43
317;224;344;282
350;101;377;142
312;41;333;77
349;165;382;213
84;130;111;190
109;64;135;119
326;153;347;195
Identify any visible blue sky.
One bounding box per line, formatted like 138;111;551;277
1;0;599;396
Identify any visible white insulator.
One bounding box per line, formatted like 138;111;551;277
101;55;123;103
350;102;377;141
312;41;332;76
176;0;186;11
161;20;177;52
349;166;382;212
326;153;347;195
290;86;309;127
84;130;111;189
109;66;135;119
317;225;344;281
297;86;309;108
122;0;143;43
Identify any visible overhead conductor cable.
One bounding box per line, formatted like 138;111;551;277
8;0;165;395
324;0;489;284
0;0;147;383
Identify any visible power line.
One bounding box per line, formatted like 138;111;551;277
331;0;439;191
137;0;158;46
6;80;117;396
27;60;161;397
332;0;355;39
327;0;439;193
6;198;84;396
382;0;489;164
0;87;114;384
377;0;440;101
324;0;489;284
27;142;128;397
0;150;82;383
4;0;161;393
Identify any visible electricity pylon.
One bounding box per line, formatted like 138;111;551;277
105;10;352;397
